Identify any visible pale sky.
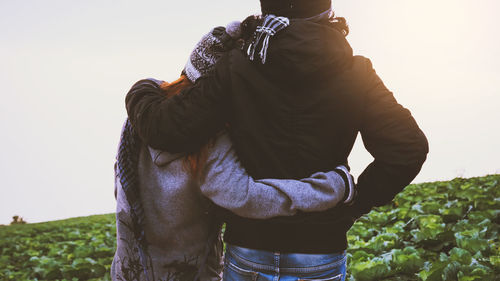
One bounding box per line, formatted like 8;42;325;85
1;0;499;225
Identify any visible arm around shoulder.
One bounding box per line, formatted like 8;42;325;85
125;55;232;153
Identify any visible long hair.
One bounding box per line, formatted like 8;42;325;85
159;75;212;179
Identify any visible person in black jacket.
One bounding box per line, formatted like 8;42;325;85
126;0;429;279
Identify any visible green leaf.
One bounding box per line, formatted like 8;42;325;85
370;233;401;252
455;231;489;253
351;257;392;281
489;255;500;269
449;248;472;265
419;260;448;281
350;250;374;263
391;247;424;274
442;261;461;281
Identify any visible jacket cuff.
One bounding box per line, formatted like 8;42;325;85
334;165;355;205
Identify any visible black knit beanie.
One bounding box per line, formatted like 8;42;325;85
260;0;331;18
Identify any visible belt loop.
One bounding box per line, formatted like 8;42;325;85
273;252;280;281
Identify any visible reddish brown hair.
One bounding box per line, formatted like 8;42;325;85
159;75;212;179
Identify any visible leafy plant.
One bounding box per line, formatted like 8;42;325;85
1;175;499;280
0;214;116;280
347;175;500;280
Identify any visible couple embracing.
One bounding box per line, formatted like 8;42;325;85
112;0;429;280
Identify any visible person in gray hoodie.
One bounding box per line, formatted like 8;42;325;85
112;20;355;281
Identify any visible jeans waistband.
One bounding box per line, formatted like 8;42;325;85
226;244;346;274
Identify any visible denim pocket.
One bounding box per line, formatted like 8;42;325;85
224;260;259;281
295;255;346;281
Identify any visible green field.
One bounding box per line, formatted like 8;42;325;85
1;175;499;280
0;215;116;281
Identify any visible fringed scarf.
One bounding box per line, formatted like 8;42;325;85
247;14;290;64
116;119;153;281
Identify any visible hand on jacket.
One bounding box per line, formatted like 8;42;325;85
199;135;359;219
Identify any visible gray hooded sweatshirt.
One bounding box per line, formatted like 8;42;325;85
111;133;348;281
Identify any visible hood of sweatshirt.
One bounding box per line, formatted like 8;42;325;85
264;19;353;76
148;147;184;167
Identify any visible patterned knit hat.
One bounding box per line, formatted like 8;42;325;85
260;0;331;18
183;21;242;83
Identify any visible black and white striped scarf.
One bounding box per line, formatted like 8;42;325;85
247;14;290;64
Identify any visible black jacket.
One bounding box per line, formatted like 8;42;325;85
126;20;429;253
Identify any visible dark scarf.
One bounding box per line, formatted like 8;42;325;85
117;116;221;281
116;119;153;281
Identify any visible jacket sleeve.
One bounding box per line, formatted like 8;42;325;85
351;58;429;218
125;56;231;153
199;136;351;219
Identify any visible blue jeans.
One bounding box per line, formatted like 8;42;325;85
223;244;346;281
